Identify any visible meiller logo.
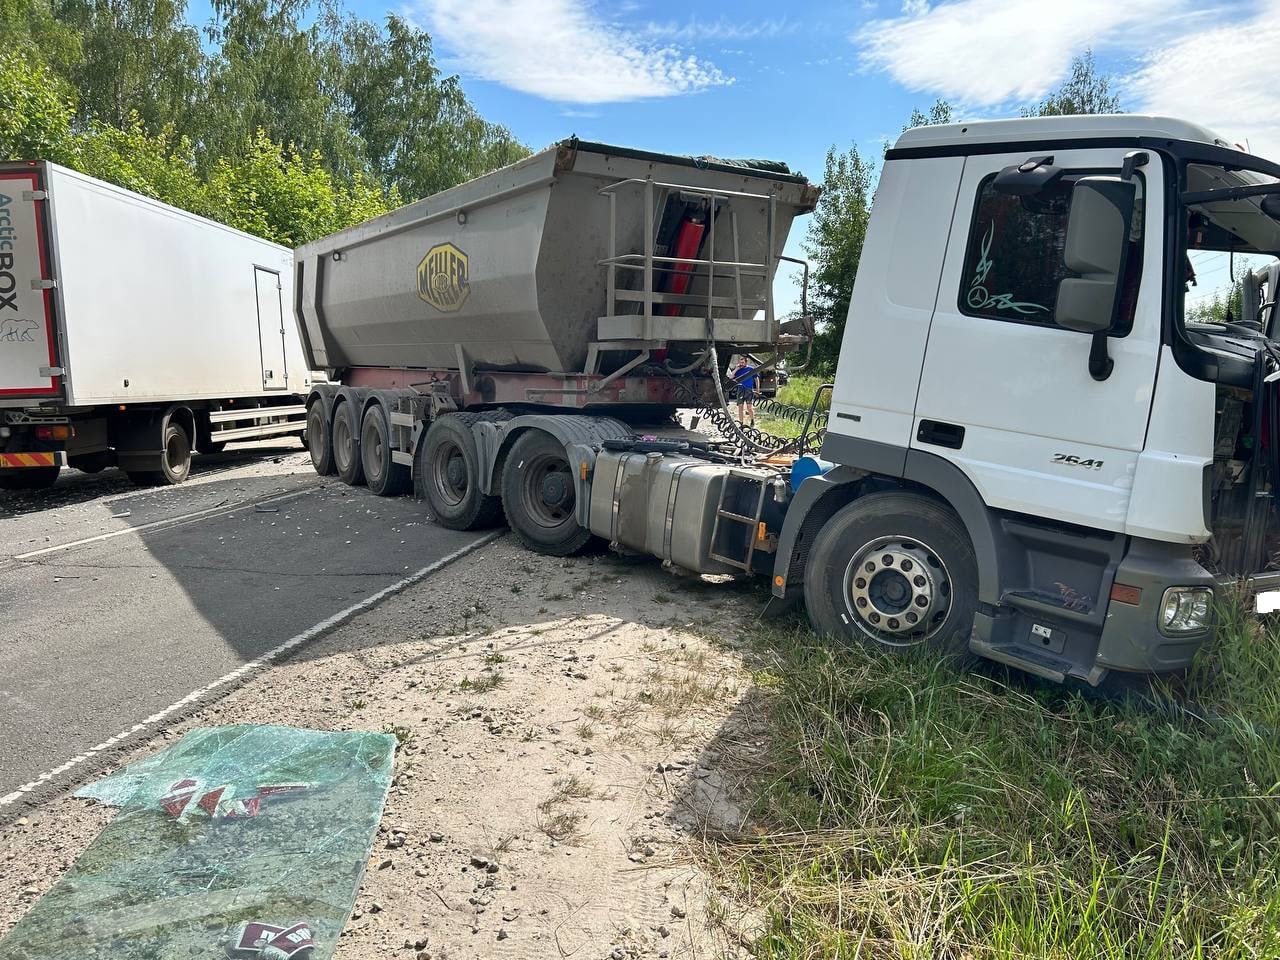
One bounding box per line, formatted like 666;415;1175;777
0;193;17;314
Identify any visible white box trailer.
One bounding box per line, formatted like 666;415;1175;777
0;161;312;488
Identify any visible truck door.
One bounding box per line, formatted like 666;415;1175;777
254;267;287;390
913;147;1163;533
0;167;61;399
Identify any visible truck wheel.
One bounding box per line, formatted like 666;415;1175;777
803;492;978;658
501;429;592;556
331;401;365;486
306;402;335;476
417;414;502;529
126;422;192;485
361;405;410;497
0;466;60;490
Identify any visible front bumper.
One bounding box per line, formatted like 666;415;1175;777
1095;539;1217;673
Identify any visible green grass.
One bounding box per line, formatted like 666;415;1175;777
775;375;832;412
709;599;1280;958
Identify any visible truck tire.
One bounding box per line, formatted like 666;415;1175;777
803;492;978;658
306;401;335;476
501;429;592;556
417;414;502;529
361;404;410;497
331;401;365;486
0;465;60;490
126;421;192;486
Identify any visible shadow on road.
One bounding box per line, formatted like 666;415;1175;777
0;443;304;519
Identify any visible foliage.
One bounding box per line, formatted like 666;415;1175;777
1187;287;1243;325
0;49;77;166
802;145;875;375
204;132;395;246
0;0;527;247
1025;50;1121;118
713;600;1280;957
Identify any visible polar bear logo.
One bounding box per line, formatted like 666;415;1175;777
0;318;37;342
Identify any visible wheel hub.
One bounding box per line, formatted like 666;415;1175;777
540;473;571;509
445;456;467;489
845;538;951;644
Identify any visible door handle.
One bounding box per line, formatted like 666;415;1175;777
917;420;965;449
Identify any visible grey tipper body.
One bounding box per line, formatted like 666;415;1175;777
294;139;818;378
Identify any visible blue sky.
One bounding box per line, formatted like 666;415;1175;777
184;0;1280;306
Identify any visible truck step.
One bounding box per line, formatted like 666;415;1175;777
968;636;1080;683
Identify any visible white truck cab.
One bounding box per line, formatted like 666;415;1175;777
773;116;1280;683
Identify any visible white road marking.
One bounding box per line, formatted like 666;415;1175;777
13;488;314;560
0;529;503;808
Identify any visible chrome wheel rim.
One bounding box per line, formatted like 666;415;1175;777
842;535;951;647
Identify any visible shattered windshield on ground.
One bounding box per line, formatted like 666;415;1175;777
0;725;395;960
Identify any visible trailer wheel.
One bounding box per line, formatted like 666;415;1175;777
501;429;592;556
0;466;60;490
417;414;502;529
803;492;977;658
361;405;410;497
306;402;336;476
331;401;365;486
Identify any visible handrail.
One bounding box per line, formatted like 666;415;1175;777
598;177;773;202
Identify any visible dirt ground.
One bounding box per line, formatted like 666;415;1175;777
0;536;770;959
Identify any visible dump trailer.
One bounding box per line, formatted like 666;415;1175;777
0;161;313;489
300;122;1280;685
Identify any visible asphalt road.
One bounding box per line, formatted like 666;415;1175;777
0;442;486;803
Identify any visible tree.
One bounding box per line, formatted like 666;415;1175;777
1024;50;1121;117
908;99;954;129
201;0;364;179
338;14;527;199
802;144;874;374
0;48;78;165
48;0;203;136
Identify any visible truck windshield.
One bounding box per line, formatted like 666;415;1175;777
1181;161;1280;333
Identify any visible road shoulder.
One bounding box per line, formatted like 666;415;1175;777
0;537;765;959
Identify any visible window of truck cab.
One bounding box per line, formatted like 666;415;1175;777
1180;161;1280;331
958;168;1144;334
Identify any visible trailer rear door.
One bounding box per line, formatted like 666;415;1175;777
254;266;287;390
0;167;60;398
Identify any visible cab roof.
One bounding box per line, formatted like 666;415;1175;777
892;114;1240;153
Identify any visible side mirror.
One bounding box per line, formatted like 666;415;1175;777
1056;176;1137;337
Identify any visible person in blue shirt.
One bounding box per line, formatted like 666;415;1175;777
730;356;757;427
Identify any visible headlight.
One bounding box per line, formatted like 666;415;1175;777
1160;586;1214;634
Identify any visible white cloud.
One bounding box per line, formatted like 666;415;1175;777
856;0;1180;106
641;17;795;42
419;0;732;104
1126;0;1280;162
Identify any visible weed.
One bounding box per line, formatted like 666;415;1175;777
575;721;597;741
653;592;672;604
351;698;367;710
510;584;522;594
463;669;504;694
484;651;508;665
382;723;414;746
705;605;1280;958
536;808;585;843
